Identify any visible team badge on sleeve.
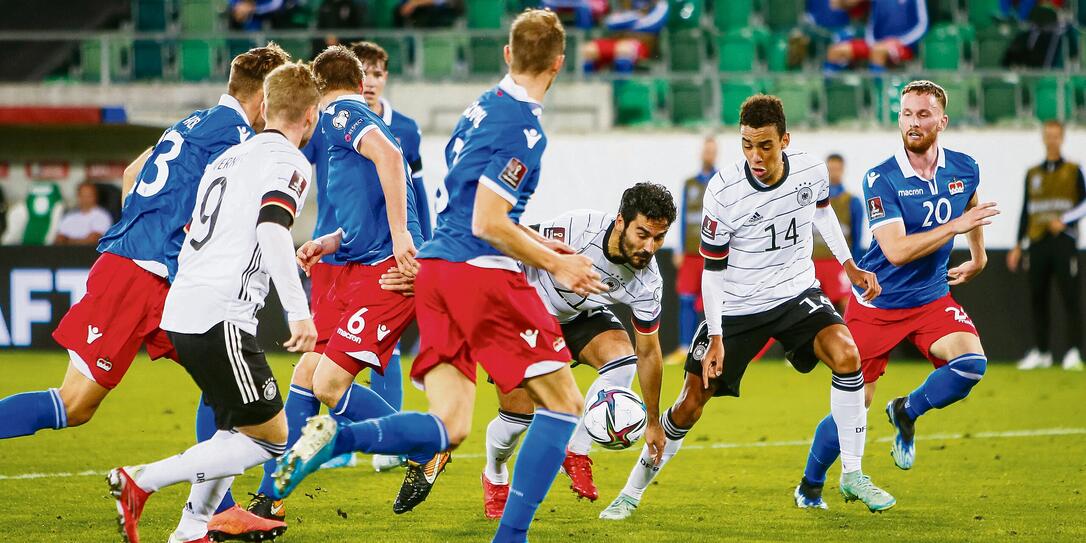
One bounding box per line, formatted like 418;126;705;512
499;158;527;189
332;110;350;129
867;196;885;220
701;216;718;238
947;179;965;195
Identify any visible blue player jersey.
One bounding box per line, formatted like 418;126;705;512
98;94;251;281
379;97;433;240
867;0;928;48
858;146;980;310
301;108;340;265
417;75;547;268
322;94;424;265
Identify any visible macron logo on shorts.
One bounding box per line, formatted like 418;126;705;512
520;329;539;348
87;325;103;344
376;324;391;342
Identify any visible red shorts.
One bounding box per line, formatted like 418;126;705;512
848;38;914;64
319;258;415;376
52;252;176;389
814;258;851;304
309;261;347;353
845;293;979;383
592;37;651;66
411;259;573;394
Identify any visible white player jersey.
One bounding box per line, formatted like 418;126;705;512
525;210;663;333
161;131;312;336
699;149;830;316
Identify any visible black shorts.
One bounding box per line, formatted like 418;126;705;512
684;288;845;398
561;308;627;362
168;322;283;430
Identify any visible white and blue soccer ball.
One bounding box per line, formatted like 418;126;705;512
582;386;648;450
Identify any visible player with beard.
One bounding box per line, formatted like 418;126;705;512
477;182;673;515
796;80;1000;508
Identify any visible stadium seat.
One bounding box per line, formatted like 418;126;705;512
669;30;705;73
371;0;399;28
975;25;1012;69
714;0;752;31
277;39;312;62
227;38;256;59
870;76;908;124
967;0;1003;30
135;0;172;32
670;80;706;126
466;0;502;29
613;79;655;126
179;0;219;33
766;32;794;73
81;38;130;82
720;78;761;125
1030;76;1071;122
373;37;406;75
762;0;802;32
981;76;1020;124
667;0;703;30
824;76;863;124
179;39;223;81
768;76;818;126
922;24;965;71
132;40;167;80
716;29;758;73
467;35;504;76
422;36;459;79
940;77;974;122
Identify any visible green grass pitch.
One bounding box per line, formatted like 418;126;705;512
0;352;1083;542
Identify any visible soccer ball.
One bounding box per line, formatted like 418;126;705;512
582;386;648;450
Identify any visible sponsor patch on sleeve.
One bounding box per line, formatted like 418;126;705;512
499;157;528;190
287;170;308;197
701;216;718;238
542;226;566;242
867;196;885;220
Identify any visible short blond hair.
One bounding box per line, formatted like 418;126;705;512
312;45;364;94
509;9;565;75
263;62;320;124
228;42;292;100
902;80;948;110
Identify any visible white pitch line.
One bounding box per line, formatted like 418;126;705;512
1;427;1083;480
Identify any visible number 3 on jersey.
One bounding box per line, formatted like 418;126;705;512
135;130;185;197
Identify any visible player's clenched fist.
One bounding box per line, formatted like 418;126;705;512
701;335;725;390
284;318;317;353
391;230;420;278
551;253;606;297
296;241;324;275
844;260;881;302
950;201;999;234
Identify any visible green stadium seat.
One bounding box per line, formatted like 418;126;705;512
716;29;758;73
135;0;172;32
1071;76;1086;121
133;40;167;80
766;32;794;72
714;0;752;31
763;0;801;32
940;77;973;122
768;76;819;126
1030;76;1071;122
466;0;502;29
373;37;406;75
668;0;703;30
824;76;863;124
81;38;130;82
981;76;1020;124
422;36;459;79
277;39;312;62
669;30;704;73
227;38;257;59
870;76;909;124
968;0;1003;30
468;36;505;76
613;79;655;126
975;25;1012;69
179;39;223;81
670;80;706;126
371;0;399;28
179;0;219;33
720;78;761;125
921;24;965;71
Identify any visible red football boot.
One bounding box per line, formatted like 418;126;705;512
208;504;287;541
481;473;510;520
561;451;599;501
107;467;152;543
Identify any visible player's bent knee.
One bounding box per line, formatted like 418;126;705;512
63;401;99;427
954;355;987;381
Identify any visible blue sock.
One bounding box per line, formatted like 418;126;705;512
0;388;66;439
493;409;578;543
614;57;635;73
331;383;395;424
370;350;403;411
332;411;449;458
904;354;987;421
195;396;237;512
678;295;698;348
802;414;840;486
256;385;321;496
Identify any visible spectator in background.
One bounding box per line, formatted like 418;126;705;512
2;182;63;246
666;135;716;366
824;0;928;72
582;0;668;74
314;0;366;52
228;0;309;31
811;154;864;313
54;181;113;246
396;0;464;28
542;0;610;29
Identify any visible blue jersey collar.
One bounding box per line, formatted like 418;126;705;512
498;74;544;110
332;94;369;108
218;94;250;127
894;145;945;181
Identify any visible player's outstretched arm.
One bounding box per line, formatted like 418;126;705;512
357;128;419;277
873;200;999;267
472;185;605;297
948;194;990;286
634;331;666;464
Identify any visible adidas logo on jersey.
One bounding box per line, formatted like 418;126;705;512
744;212;764;226
520;329;539;348
87;325;103;344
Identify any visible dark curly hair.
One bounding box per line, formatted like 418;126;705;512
739;94;787;137
619;182;677;225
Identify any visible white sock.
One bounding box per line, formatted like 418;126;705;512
568;355;639;455
171;476;234;541
134;430;284;492
830;370;867;474
621;407;688;501
484;410;531;485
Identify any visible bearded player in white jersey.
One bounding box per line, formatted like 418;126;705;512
600;95;895;520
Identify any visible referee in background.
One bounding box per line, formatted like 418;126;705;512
1008;120;1086;371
